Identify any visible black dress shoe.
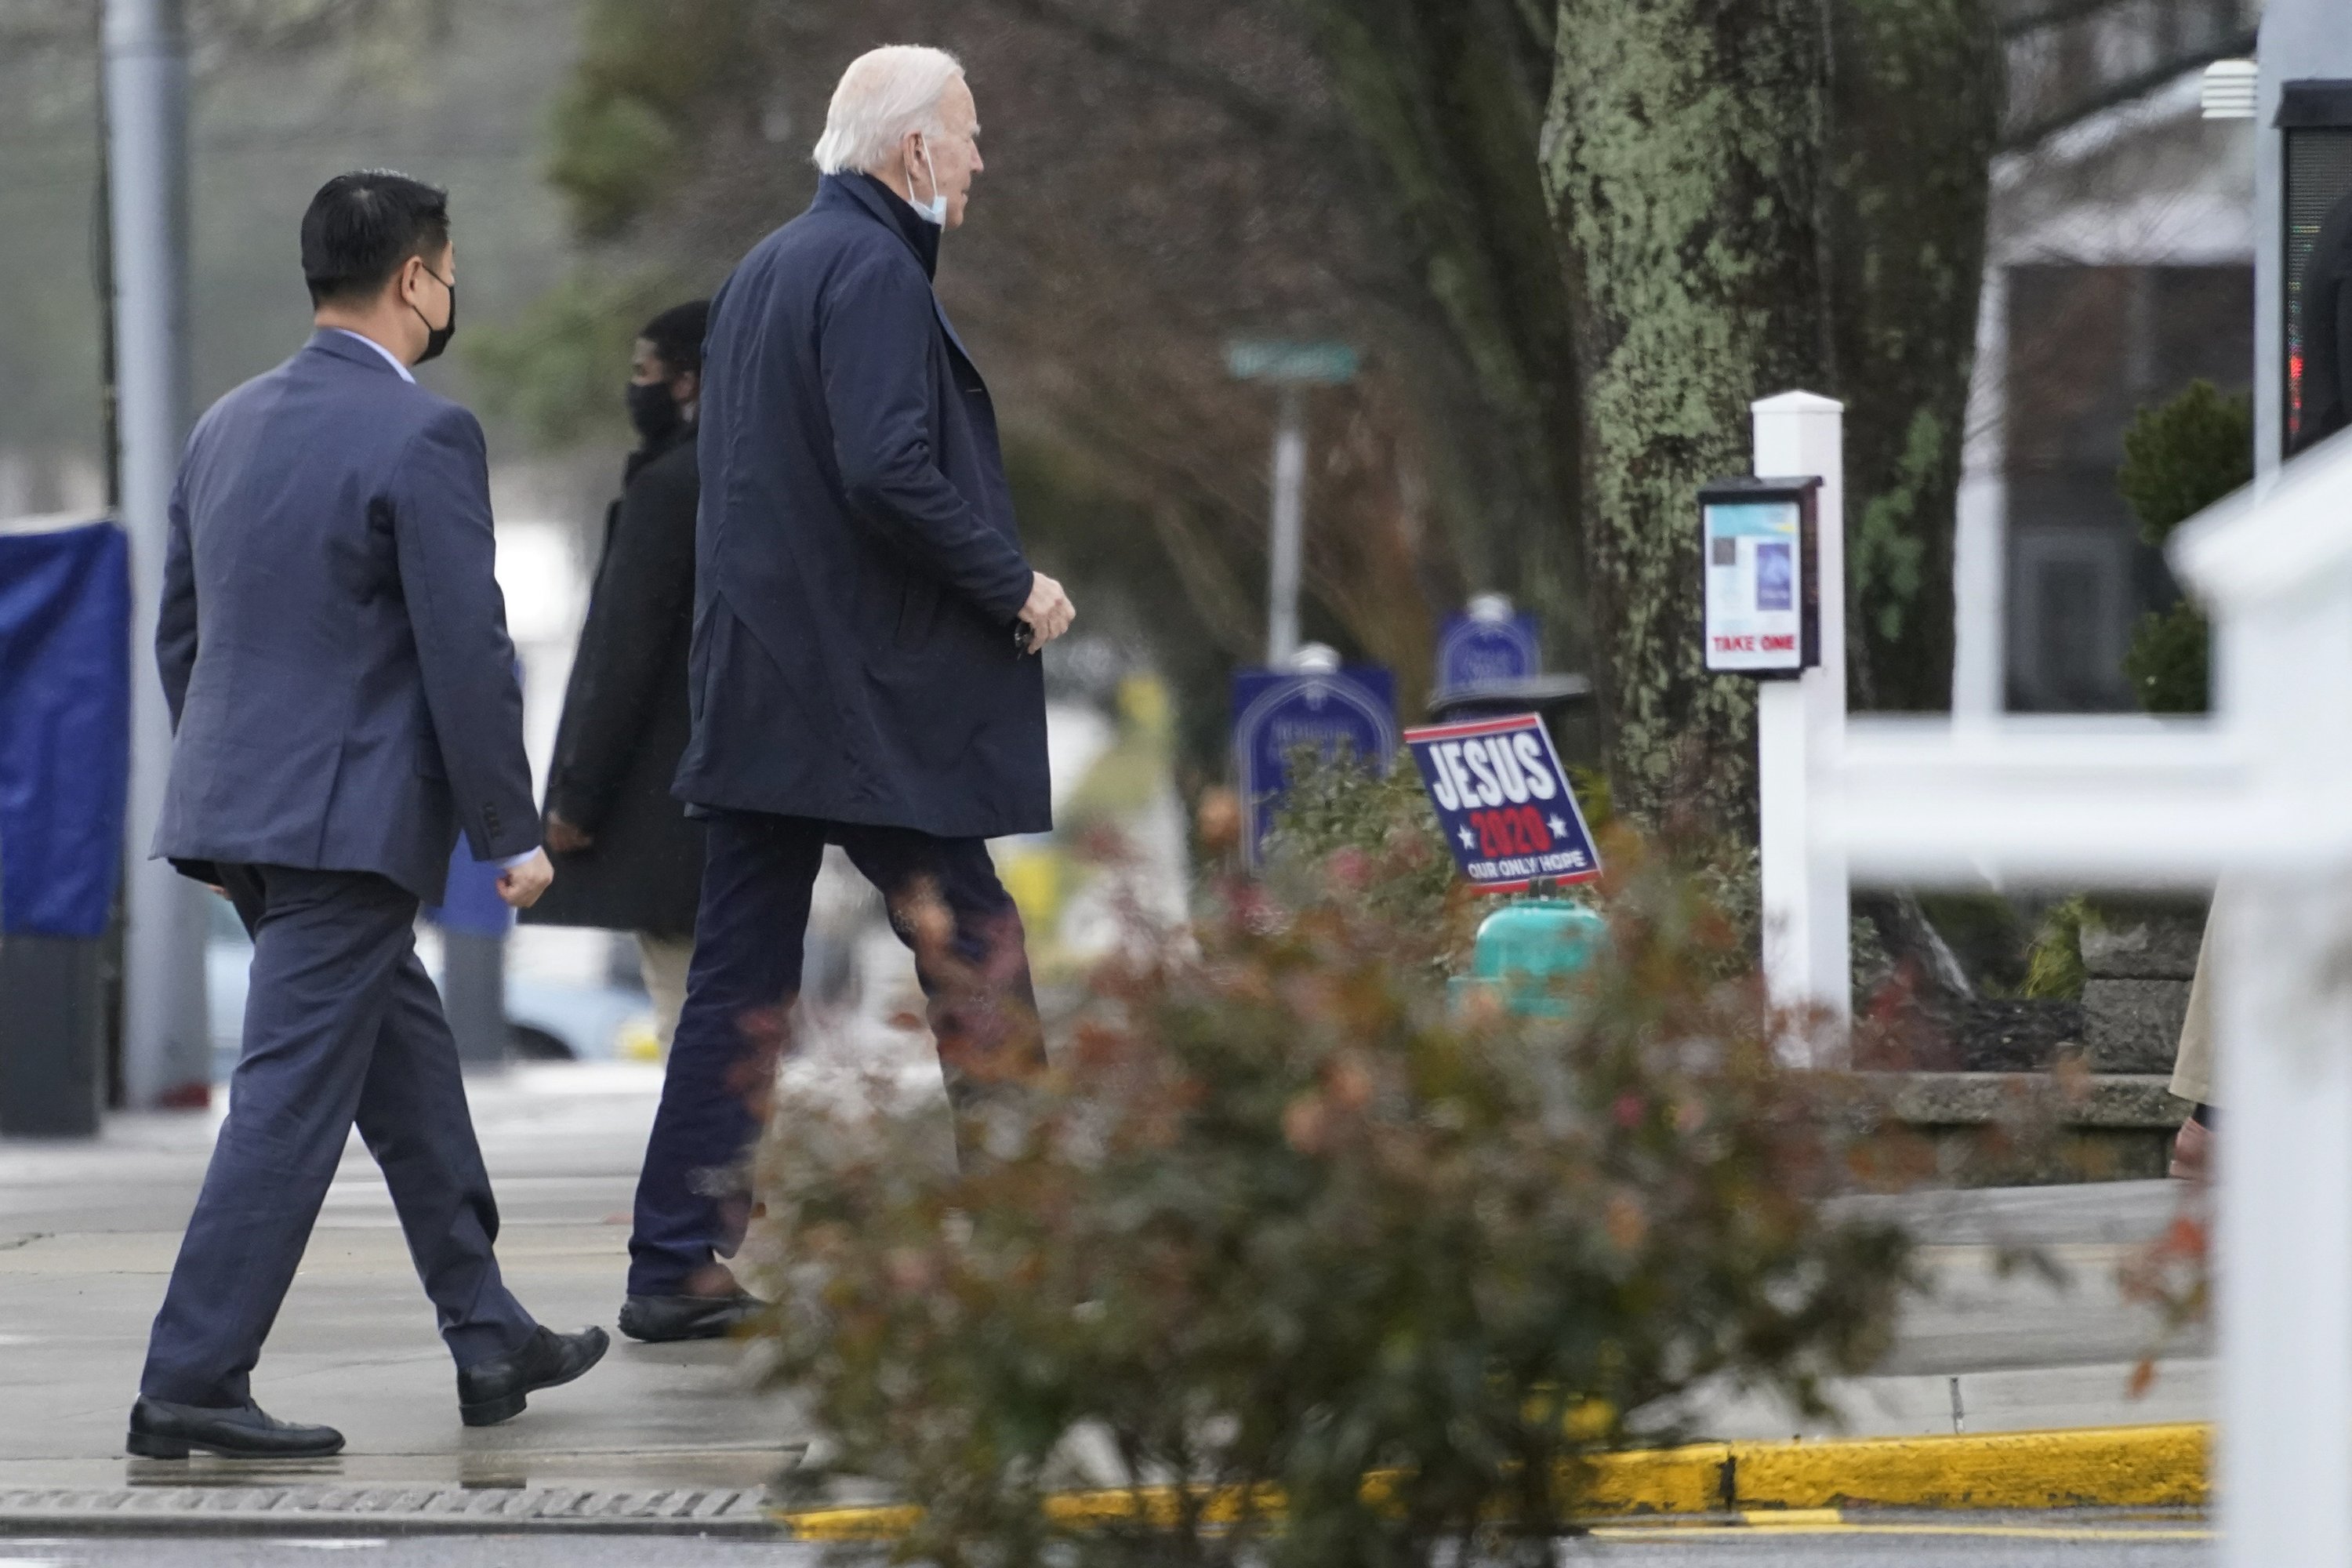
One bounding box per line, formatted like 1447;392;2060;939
456;1325;609;1428
126;1396;344;1460
618;1291;761;1344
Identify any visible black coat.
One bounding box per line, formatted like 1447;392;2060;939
672;173;1050;839
522;430;705;936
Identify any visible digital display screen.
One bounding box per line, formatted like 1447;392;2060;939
2282;126;2352;453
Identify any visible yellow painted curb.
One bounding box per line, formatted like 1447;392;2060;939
775;1422;2209;1541
1728;1423;2208;1512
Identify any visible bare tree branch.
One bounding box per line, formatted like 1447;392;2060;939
978;0;1338;146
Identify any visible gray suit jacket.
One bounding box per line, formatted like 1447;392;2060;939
151;329;539;905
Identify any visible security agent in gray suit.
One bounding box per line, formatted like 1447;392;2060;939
129;172;607;1461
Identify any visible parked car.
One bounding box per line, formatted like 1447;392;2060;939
204;896;653;1080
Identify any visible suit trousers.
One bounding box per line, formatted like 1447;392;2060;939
626;810;1044;1297
140;865;537;1408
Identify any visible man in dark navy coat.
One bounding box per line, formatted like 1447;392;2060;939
622;46;1075;1343
131;172;607;1458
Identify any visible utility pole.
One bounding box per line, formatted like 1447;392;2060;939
105;0;210;1109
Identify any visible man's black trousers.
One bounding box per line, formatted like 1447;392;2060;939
626;810;1043;1297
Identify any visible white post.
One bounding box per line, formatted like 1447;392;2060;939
1267;385;1305;667
2209;585;2352;1568
107;0;211;1109
1752;392;1850;1062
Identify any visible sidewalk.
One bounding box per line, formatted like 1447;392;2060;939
0;1060;2210;1532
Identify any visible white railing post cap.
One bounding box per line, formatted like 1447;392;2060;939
1751;390;1845;416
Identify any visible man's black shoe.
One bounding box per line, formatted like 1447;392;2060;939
618;1291;761;1344
456;1326;609;1428
126;1396;343;1460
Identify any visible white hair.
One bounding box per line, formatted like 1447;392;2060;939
811;46;965;176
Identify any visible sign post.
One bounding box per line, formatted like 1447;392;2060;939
1717;393;1848;1061
1226;340;1357;666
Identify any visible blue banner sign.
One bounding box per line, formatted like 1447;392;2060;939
1403;713;1600;893
0;520;130;938
1434;609;1541;696
1232;666;1398;865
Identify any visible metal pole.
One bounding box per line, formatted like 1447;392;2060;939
440;931;510;1069
106;0;210;1109
1752;391;1852;1062
1266;384;1305;667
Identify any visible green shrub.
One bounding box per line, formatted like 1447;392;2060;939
2114;381;2249;717
743;831;1922;1567
2122;600;2211;716
2020;897;2092;1003
2117;381;2253;547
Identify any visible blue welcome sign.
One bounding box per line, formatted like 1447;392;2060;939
1232;666;1399;865
1434;604;1541;697
1403;713;1600;893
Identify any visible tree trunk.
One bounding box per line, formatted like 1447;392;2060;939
1540;0;1832;829
1828;0;2000;712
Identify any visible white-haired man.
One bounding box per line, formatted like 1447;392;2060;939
619;46;1074;1342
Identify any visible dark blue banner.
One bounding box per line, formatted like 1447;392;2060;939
1232;666;1398;865
1403;713;1599;893
0;521;131;938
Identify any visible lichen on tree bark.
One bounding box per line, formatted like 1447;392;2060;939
1541;0;1833;829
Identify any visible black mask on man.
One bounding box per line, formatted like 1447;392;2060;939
411;270;457;364
626;380;683;445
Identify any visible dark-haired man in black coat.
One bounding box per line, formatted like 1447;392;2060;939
524;301;712;1049
621;45;1074;1343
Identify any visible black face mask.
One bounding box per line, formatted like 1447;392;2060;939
626;379;682;445
410;269;457;364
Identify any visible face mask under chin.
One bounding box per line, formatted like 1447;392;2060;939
912;138;949;227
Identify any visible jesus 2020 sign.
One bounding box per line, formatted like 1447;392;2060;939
1403;713;1601;892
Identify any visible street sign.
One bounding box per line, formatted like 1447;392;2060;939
1225;339;1359;385
1403;712;1600;893
1700;476;1820;676
1435;595;1541;696
1232;665;1398;865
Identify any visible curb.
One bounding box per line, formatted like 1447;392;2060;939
1586;1423;2207;1515
0;1426;2206;1541
779;1424;2209;1541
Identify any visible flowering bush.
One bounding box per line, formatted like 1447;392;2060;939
744;825;1922;1567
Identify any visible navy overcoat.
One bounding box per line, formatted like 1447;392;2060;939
673;173;1050;839
152;330;540;905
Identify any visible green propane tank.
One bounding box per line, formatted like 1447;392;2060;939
1450;898;1607;1020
